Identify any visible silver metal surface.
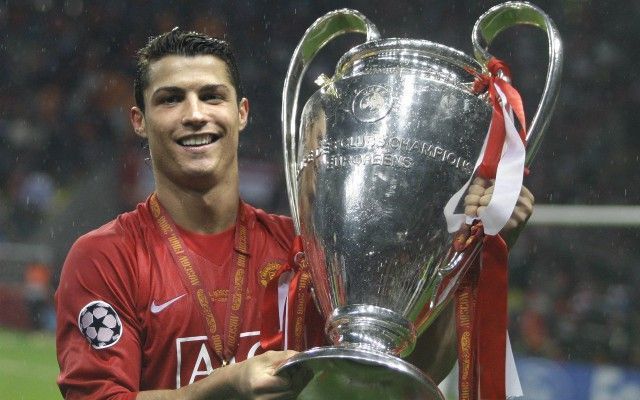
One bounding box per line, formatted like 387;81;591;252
278;346;444;400
282;9;380;232
297;55;490;352
281;3;562;398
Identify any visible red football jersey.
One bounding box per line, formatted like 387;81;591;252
55;197;317;399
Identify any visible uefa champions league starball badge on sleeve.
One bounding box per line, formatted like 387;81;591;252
78;300;123;349
279;2;562;399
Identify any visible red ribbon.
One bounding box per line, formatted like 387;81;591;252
455;226;509;400
469;58;528;179
260;236;312;351
455;57;527;399
477;234;509;399
454;224;482;400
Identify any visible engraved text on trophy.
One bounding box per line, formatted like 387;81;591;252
298;134;474;174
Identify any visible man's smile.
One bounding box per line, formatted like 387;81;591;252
176;133;221;147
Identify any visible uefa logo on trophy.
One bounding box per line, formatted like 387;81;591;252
278;2;562;398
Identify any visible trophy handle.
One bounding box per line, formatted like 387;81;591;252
472;1;563;166
282;9;380;233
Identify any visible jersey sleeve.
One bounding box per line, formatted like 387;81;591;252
55;225;143;400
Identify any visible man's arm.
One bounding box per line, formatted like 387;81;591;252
137;350;299;400
408;180;535;382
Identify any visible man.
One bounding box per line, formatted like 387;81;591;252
56;29;534;399
56;29;303;400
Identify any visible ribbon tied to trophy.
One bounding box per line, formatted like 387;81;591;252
445;55;529;400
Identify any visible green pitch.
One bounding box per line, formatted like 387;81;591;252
0;328;61;399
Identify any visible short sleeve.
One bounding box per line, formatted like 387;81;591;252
55;228;142;400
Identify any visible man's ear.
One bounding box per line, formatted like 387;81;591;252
238;98;249;132
130;107;147;138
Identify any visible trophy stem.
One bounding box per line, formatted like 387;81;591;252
326;305;416;357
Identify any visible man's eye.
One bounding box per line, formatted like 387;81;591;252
160;95;181;104
202;93;223;102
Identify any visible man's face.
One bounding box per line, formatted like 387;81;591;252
131;55;248;190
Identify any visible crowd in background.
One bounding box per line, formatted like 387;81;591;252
0;1;638;369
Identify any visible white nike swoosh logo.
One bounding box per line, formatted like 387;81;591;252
150;294;186;314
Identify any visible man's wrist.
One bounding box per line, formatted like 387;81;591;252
173;365;238;400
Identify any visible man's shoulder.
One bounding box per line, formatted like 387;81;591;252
245;203;295;247
72;202;151;255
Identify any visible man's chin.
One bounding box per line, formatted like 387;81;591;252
177;166;234;190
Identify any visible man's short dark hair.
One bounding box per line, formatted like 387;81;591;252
134;28;244;112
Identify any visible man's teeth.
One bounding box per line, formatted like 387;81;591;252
180;135;214;146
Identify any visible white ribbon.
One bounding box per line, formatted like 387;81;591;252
444;83;526;235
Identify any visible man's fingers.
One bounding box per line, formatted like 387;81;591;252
266;374;292;391
268;350;297;370
502;218;518;231
253;371;293;395
472;176;492;188
520;185;535;203
484;185;494;196
479;193;492;206
464;193;481;206
466;193;493;211
465;205;478;217
467;184;486;196
511;208;530;224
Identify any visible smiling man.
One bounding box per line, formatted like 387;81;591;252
55;30;307;400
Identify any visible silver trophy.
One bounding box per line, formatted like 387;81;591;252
279;2;562;399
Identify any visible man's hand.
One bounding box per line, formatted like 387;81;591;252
137;350;300;400
463;176;534;238
229;350;300;400
463;176;534;247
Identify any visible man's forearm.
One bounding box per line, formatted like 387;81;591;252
136;366;236;400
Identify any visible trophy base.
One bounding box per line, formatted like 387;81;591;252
276;345;444;400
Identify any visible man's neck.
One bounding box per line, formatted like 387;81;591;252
155;175;240;234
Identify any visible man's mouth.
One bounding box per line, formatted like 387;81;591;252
177;134;220;147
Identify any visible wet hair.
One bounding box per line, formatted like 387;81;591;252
134;28;244;112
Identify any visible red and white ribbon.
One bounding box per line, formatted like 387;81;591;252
444;58;527;235
446;58;527;399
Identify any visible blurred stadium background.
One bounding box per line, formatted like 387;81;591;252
0;1;638;399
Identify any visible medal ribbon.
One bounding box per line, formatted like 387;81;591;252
454;223;509;400
260;236;314;351
456;259;478;400
454;58;527;399
149;193;250;365
453;223;482;400
476;233;509;399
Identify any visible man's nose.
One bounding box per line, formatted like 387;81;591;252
181;95;208;128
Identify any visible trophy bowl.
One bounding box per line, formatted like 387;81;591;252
279;3;562;399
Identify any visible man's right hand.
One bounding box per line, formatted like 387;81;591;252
228;350;299;400
137;350;300;400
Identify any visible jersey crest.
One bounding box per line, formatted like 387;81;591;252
258;260;282;287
